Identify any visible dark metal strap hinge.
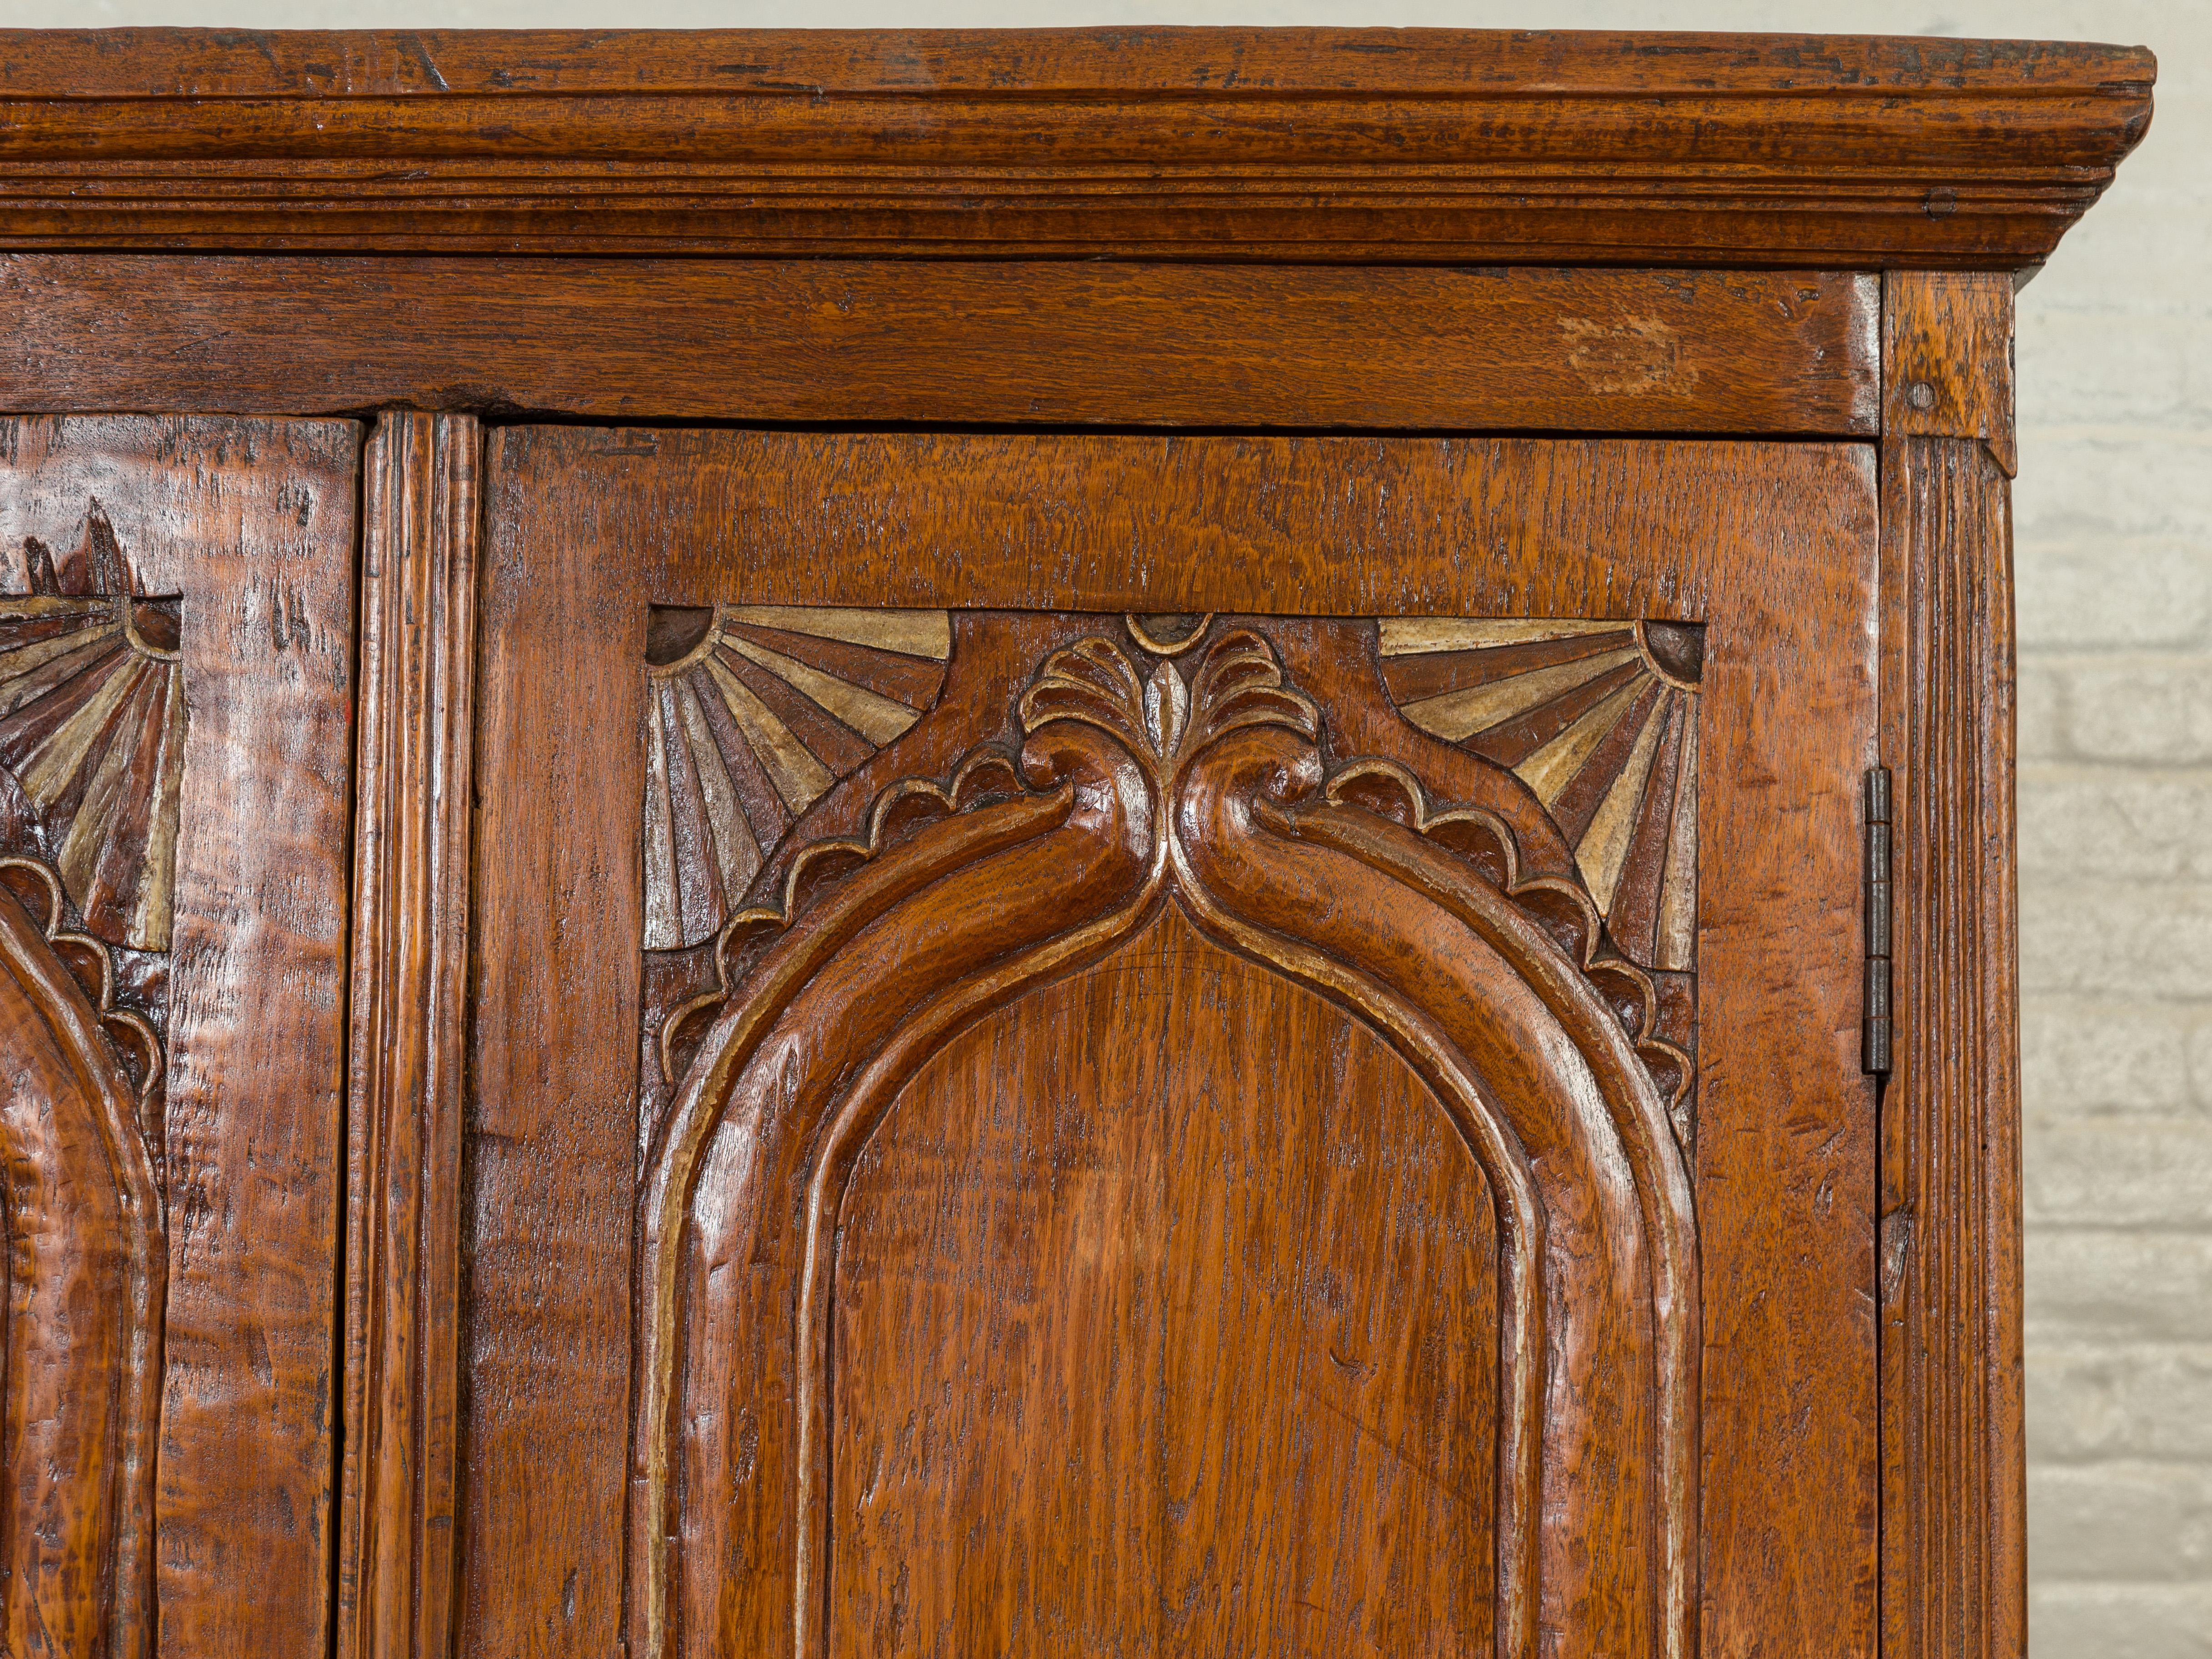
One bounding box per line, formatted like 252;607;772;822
1863;765;1894;1076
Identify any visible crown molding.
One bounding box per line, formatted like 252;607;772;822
0;29;2156;266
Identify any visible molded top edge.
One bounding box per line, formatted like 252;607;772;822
0;27;2158;102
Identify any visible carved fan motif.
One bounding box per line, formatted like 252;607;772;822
1379;617;1702;971
642;604;950;949
0;505;185;952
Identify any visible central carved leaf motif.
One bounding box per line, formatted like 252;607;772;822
1016;626;1317;773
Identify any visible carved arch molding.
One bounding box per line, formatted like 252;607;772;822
0;500;174;1657
632;610;1703;1659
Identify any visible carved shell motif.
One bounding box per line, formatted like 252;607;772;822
0;505;185;952
1379;617;1702;972
643;605;950;949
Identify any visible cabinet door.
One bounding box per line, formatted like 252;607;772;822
0;416;357;1656
462;431;1878;1659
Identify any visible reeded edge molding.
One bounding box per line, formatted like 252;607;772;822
0;29;2154;267
1878;270;2024;1659
338;411;478;1659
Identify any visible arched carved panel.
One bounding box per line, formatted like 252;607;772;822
631;617;1699;1659
0;490;176;1657
4;414;361;1656
0;860;164;1659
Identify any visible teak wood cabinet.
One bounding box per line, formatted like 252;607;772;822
0;27;2154;1659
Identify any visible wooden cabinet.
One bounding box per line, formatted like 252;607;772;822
0;27;2154;1659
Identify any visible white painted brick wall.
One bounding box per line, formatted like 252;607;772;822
2004;9;2212;1651
16;0;2206;1649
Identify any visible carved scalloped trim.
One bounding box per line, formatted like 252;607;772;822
656;747;1031;1086
655;638;1695;1131
659;628;1329;1085
0;854;164;1130
1319;757;1694;1122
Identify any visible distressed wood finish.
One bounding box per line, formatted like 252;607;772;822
0;258;1880;435
0;416;360;1655
1879;272;2025;1659
156;418;360;1657
0;31;2152;266
339;414;479;1659
478;428;1878;1659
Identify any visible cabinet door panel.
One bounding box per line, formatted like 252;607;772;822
830;905;1500;1656
0;415;358;1656
468;430;1877;1659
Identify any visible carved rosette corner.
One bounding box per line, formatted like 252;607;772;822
642;603;951;951
1;502;186;955
632;618;1702;1659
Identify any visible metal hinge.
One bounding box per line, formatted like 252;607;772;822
1863;765;1894;1076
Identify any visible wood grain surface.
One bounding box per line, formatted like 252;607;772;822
340;413;479;1659
833;905;1498;1655
0;30;2153;265
0;416;360;1656
1886;270;2021;476
156;417;360;1657
1878;272;2025;1659
463;430;651;1655
0;258;1879;436
478;428;1877;1659
540;427;1857;620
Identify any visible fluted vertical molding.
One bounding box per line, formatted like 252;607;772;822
1879;270;2024;1659
339;412;480;1659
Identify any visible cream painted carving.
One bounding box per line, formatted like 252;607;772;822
0;504;185;952
641;604;950;949
1378;617;1702;972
